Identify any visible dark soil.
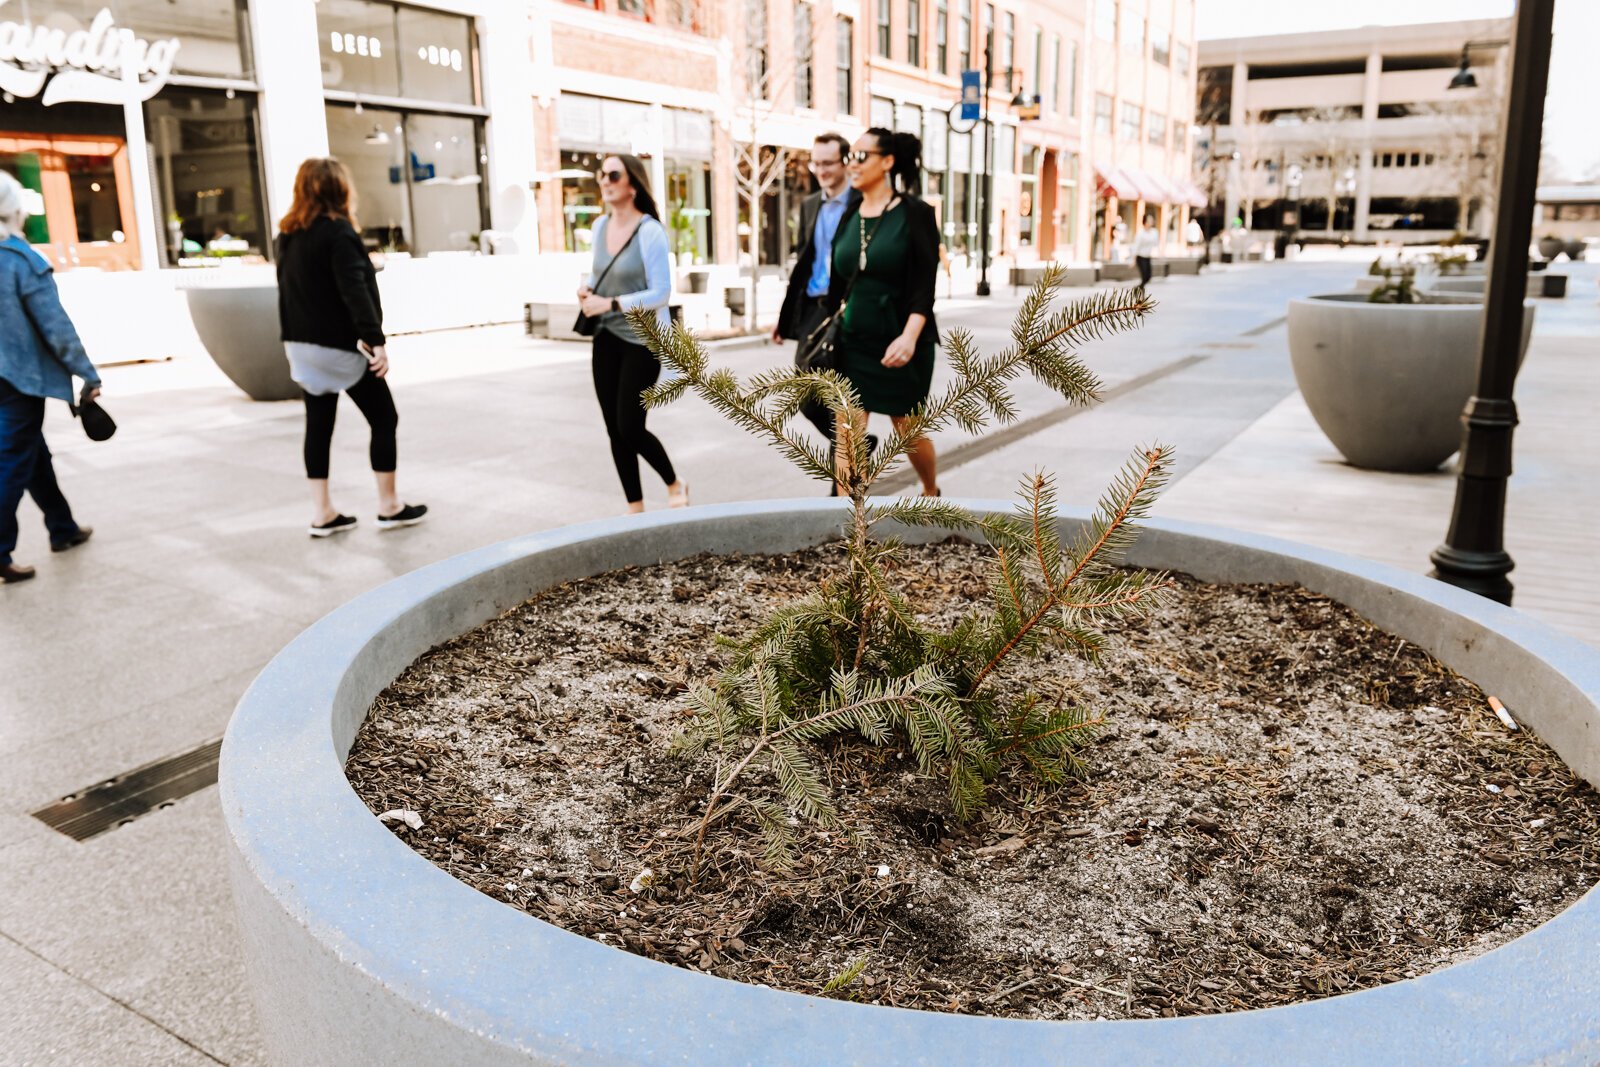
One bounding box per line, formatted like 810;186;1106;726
345;542;1600;1020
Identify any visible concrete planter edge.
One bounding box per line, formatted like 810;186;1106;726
220;499;1600;1066
1285;294;1535;472
184;284;302;402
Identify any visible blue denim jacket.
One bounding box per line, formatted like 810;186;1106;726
0;236;99;402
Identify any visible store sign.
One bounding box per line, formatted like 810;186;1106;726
0;1;181;106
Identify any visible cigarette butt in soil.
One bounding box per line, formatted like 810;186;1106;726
1488;696;1519;732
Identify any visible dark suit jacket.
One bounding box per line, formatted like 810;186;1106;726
822;194;941;348
776;186;862;340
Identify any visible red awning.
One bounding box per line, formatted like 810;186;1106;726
1121;167;1170;204
1094;165;1139;200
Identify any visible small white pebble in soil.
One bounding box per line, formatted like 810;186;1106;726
1094;949;1104;957
505;883;519;892
1485;784;1502;794
1529;818;1547;828
876;865;890;878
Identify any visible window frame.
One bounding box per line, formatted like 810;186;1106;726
1095;92;1113;135
907;0;922;66
877;0;892;58
1120;100;1142;142
836;16;855;115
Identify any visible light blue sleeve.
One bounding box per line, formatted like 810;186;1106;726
617;219;672;314
584;216;605;289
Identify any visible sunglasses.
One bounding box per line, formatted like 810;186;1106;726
596;168;624;184
844;150;885;164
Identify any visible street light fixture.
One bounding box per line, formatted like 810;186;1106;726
973;29;1037;297
1428;3;1554;604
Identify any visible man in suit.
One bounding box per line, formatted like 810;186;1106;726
773;133;862;465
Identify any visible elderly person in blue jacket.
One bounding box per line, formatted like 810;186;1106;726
0;171;99;584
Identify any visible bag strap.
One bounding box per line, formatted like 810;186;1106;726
588;217;642;297
811;197;898;339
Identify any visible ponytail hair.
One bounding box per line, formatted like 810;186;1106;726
865;127;923;197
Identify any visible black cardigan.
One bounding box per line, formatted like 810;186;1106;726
824;194;940;347
275;216;385;351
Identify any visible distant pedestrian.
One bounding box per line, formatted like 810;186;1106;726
276;158;425;538
1134;214;1160;288
576;153;687;514
774;132;864;492
827;128;942;496
0;170;98;584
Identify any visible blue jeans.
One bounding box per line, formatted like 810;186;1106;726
0;376;79;566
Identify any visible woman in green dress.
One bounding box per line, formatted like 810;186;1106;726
824;128;942;496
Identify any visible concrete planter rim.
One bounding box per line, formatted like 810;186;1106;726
221;500;1600;1065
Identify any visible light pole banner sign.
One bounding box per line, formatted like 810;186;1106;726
959;71;981;121
0;1;181;106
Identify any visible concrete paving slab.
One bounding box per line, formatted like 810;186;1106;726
0;797;263;1066
0;935;225;1067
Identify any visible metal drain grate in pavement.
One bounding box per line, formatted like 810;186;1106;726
31;738;223;841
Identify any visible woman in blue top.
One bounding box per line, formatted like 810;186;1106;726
0;171;100;584
577;154;687;514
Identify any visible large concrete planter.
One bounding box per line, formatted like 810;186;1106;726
1287;293;1535;472
220;501;1600;1067
184;283;301;401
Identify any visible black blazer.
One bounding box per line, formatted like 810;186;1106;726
776;186;861;340
823;194;941;348
275;216;385;351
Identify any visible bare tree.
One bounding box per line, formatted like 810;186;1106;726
731;0;817;328
1297;106;1362;233
1415;92;1503;237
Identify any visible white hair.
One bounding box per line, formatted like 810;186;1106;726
0;171;29;240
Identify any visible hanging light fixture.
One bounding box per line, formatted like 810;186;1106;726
364;125;390;145
1449;46;1478;90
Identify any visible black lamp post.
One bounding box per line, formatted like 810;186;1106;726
974;28;1033;297
1428;0;1556;604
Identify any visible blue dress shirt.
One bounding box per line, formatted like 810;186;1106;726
805;189;852;298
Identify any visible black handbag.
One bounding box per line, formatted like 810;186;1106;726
574;221;640;337
70;397;117;442
796;198;894;372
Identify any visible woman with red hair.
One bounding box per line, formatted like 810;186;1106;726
276;158;425;537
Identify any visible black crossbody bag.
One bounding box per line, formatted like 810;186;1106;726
796;198;896;372
574;221;640;338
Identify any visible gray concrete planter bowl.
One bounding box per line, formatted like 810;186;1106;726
220;501;1600;1066
184;284;301;401
1287;293;1535;472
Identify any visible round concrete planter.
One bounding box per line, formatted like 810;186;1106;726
1287;293;1535;472
184;284;301;401
220;501;1600;1066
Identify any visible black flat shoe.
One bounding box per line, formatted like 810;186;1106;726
51;526;93;553
377;503;428;530
2;562;37;583
309;514;359;538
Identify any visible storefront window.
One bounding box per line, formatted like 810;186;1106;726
665;159;712;264
325;104;485;256
147;88;268;266
1018;145;1037;247
558;150;603;253
320;0;477;105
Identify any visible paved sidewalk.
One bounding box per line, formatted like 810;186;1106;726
4;257;1594;1064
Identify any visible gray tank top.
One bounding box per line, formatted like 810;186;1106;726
589;217;652;343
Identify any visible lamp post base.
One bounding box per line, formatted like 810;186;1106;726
976;280;991;296
1429;544;1514;605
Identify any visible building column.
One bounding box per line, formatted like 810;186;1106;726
476;4;539;254
1355;49;1381;241
1354;146;1374;239
249;0;329;226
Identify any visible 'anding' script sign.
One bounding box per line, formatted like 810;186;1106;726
0;0;181;106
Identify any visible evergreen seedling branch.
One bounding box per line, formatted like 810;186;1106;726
628;266;1175;877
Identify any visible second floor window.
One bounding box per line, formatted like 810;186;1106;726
1095;92;1113;134
1174;41;1191;76
1121;12;1142;55
1002;11;1014;71
1172;120;1187;153
877;0;891;58
1094;0;1115;42
795;2;814;107
908;0;921;65
959;0;971;71
1120;101;1142;141
1152;26;1169;66
935;0;947;72
1067;39;1078;116
837;16;855;113
1148;112;1166;146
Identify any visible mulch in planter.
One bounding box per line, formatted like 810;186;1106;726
345;541;1599;1020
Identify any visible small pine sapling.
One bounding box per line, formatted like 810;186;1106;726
627;265;1176;875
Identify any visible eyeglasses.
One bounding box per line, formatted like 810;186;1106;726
844;150;885;164
596;169;624;184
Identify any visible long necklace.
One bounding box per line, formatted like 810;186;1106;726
858;196;898;272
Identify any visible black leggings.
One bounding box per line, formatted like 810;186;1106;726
592;329;676;503
302;368;398;480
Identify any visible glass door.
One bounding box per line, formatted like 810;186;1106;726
0;135;141;272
